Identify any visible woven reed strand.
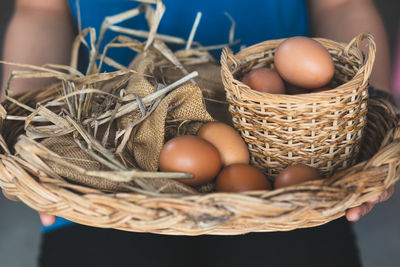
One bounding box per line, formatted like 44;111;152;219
0;95;399;235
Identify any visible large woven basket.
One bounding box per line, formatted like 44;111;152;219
221;33;375;178
0;88;399;235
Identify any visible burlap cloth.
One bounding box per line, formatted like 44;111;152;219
119;58;215;170
155;62;231;125
40;136;124;192
39;57;227;194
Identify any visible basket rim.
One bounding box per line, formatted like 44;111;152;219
0;98;398;235
220;32;376;103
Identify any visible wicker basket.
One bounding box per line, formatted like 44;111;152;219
0;87;399;235
221;33;375;178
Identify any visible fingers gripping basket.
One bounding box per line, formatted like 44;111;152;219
221;33;375;177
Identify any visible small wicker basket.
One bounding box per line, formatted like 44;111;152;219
221;33;375;178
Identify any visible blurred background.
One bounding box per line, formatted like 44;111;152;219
0;1;399;266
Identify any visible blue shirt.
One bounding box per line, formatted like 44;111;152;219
43;0;308;232
67;0;308;70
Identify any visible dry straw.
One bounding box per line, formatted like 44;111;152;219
0;0;235;196
0;0;399;235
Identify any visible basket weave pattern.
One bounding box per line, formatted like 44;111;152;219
0;32;399;235
221;33;375;177
0;96;399;235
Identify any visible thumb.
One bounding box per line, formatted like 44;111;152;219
39;212;56;226
2;189;19;201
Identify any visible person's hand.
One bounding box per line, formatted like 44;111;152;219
38;212;56;226
2;189;56;226
1;188;18;201
345;185;396;222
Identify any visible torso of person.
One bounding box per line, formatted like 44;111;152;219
67;0;309;68
43;0;308;232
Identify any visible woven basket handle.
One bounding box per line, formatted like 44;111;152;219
344;32;376;87
220;47;243;97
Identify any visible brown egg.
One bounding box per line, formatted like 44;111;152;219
274;164;321;189
159;135;222;186
216;163;272;192
198;122;249;166
242;67;286;94
274;36;334;89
